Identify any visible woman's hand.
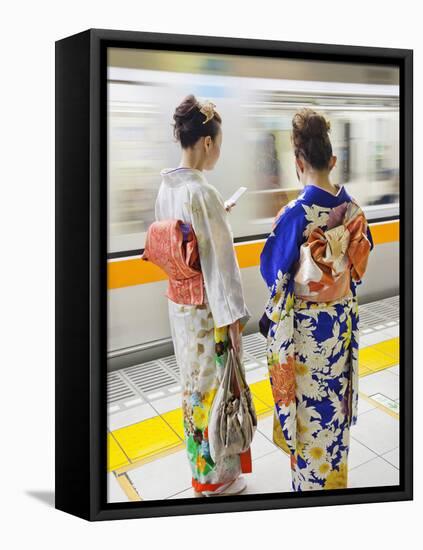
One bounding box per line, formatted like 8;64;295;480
228;319;241;354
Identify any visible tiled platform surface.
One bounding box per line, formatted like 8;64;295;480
107;296;400;501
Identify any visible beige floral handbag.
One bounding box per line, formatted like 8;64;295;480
208;347;257;462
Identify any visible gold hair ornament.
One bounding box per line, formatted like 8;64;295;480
198;100;217;124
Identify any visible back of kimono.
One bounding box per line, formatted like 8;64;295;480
260;184;374;491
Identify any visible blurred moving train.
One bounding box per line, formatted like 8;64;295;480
107;51;399;370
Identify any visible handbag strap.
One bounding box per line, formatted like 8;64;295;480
222;347;234;398
229;348;248;393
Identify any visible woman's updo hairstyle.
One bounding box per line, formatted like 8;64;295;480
173;94;222;149
291;108;333;170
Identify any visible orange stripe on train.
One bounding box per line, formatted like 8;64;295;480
108;220;399;290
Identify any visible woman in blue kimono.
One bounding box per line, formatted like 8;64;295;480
260;108;374;491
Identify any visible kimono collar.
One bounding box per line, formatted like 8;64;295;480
299;184;349;207
160;167;207;187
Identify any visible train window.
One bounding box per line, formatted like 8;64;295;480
108;66;399;255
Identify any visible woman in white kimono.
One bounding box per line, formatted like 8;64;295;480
155;95;251;496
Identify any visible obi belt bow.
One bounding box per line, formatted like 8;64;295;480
294;201;371;296
142;219;204;305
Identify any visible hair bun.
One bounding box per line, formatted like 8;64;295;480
305;114;331;136
173;94;198;121
292;109;330;138
291;108;333;170
172;94;222;149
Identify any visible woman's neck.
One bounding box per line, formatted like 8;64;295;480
179;150;204;171
303;172;338;194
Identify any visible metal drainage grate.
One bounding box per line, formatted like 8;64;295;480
107;371;137;405
242;333;267;361
160;355;180;378
122;360;179;398
359;295;399;331
366;299;399;322
385;295;399;310
358;306;387;329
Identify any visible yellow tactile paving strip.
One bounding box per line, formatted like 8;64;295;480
112;416;182;463
108;432;130;471
358;337;399;376
108;336;399;472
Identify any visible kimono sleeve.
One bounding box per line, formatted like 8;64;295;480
260;204;306;322
351;215;374;288
189;184;250;328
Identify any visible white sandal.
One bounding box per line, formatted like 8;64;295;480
200;476;247;497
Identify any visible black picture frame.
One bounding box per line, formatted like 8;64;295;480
55;28;413;521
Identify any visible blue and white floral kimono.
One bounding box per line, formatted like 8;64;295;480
260;184;373;491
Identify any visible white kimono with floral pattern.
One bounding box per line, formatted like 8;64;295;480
155;167;251;492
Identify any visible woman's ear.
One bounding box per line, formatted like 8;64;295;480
295;156;304;176
295;164;300;182
328;155;337;171
204;135;212;151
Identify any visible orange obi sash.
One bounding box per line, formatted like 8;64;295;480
142;219;204;305
294;201;371;302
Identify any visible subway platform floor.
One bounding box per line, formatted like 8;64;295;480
107;295;400;502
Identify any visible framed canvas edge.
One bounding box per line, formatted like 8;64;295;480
55;28;413;522
55;29;92;521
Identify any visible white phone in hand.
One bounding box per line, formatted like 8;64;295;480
224;186;247;210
